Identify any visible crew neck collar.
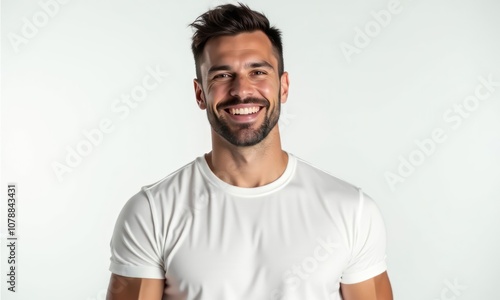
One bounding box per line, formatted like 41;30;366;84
196;151;296;197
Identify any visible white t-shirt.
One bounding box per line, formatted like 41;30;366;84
109;152;388;300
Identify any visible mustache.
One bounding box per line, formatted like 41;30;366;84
217;97;269;111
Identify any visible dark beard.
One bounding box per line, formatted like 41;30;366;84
206;94;281;147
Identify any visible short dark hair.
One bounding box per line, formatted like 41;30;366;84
189;2;284;83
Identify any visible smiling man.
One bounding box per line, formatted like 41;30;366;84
106;3;393;300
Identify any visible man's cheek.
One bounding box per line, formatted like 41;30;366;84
255;81;274;93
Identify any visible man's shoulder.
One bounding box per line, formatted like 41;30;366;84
291;154;379;215
142;157;201;195
293;154;358;189
291;154;362;201
118;157;202;216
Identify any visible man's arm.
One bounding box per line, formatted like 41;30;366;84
106;273;165;300
340;271;393;300
107;190;166;299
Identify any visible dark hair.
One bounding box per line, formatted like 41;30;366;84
189;2;284;82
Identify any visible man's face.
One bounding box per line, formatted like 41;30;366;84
194;31;289;147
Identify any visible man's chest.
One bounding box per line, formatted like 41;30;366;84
162;194;351;299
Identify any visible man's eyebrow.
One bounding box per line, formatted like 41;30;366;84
245;61;274;70
207;65;231;74
207;61;274;75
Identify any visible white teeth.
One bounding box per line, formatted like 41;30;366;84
229;106;260;115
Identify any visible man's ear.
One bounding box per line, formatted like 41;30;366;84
280;71;290;104
193;78;207;110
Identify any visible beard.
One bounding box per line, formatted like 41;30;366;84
206;93;281;147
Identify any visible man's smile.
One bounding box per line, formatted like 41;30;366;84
223;104;265;123
227;106;261;115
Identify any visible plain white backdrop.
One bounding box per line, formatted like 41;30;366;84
2;0;500;299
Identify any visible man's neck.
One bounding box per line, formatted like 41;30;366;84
205;127;288;188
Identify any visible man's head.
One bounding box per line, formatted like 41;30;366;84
190;3;284;83
190;3;289;147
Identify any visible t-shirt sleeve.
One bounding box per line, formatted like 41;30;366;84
108;189;165;279
340;189;388;284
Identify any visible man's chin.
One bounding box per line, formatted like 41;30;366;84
209;112;278;147
221;130;265;147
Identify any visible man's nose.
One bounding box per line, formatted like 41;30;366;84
229;75;254;99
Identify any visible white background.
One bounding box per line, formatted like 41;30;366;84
2;0;500;299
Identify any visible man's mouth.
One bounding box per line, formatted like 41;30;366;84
221;104;265;124
226;106;262;115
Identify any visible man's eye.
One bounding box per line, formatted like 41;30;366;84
253;70;266;75
214;74;231;79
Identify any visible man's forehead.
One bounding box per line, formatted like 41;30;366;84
201;31;277;70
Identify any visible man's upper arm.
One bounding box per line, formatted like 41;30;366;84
339;189;392;298
106;273;165;300
108;190;167;298
109;190;165;278
340;190;388;283
340;271;393;300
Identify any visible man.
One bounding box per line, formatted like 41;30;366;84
106;3;393;300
